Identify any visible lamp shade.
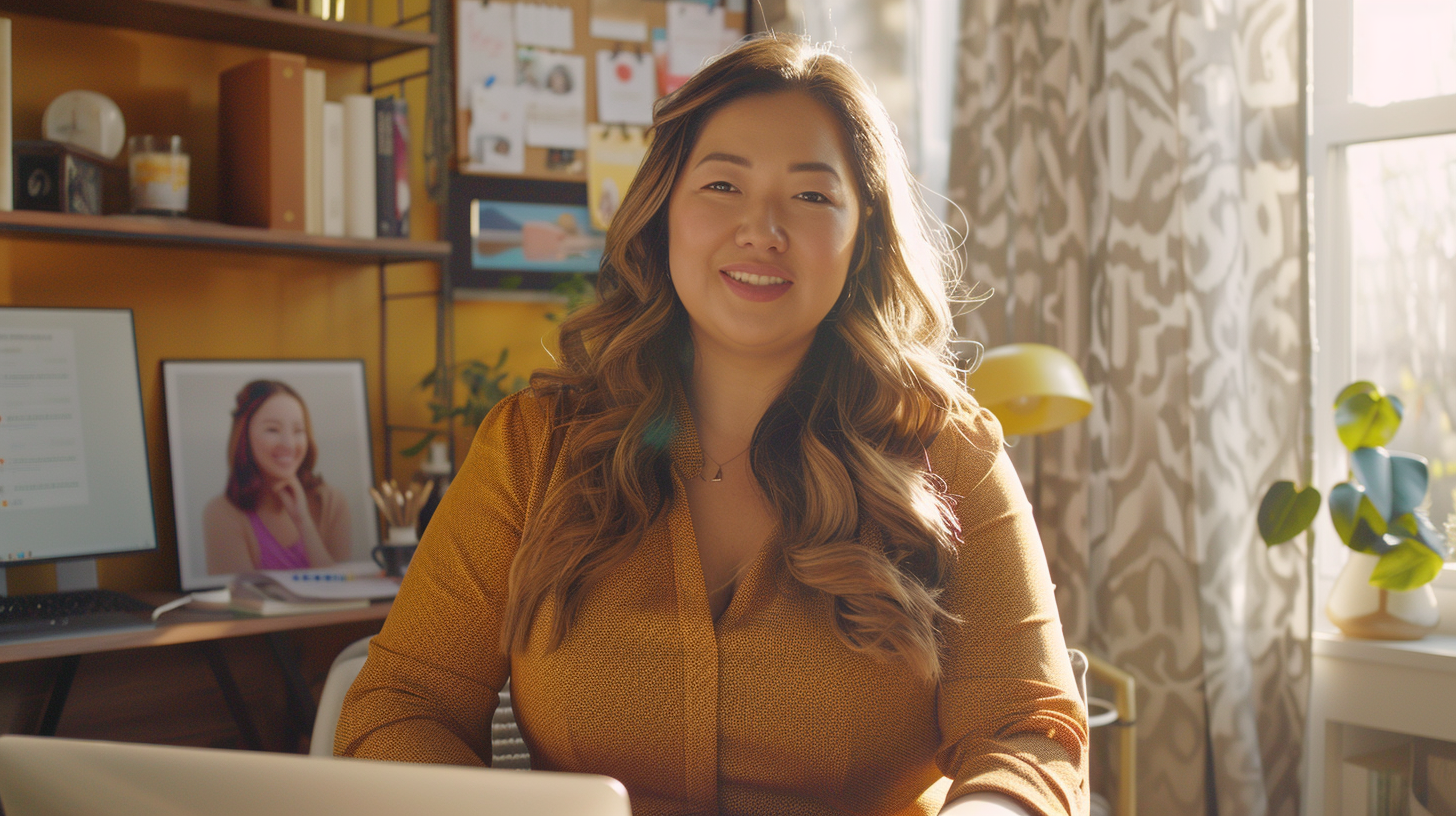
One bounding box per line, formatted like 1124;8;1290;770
965;343;1092;436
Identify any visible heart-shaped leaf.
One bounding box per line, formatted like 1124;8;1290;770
1335;385;1404;451
1369;539;1445;591
1257;481;1322;546
1329;481;1388;548
1351;447;1395;520
1388;452;1429;519
1411;510;1451;560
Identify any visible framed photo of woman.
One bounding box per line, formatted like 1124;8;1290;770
162;360;378;590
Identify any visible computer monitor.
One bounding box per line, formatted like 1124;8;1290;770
0;307;158;568
0;735;633;816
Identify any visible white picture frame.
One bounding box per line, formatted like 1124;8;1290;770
162;360;378;590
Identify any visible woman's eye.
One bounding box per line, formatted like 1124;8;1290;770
704;181;736;192
797;191;830;203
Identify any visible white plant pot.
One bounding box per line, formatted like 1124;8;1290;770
1326;551;1440;640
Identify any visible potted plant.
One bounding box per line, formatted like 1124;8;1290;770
401;349;528;459
1259;381;1451;639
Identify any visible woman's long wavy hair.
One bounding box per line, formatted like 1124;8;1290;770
503;34;979;681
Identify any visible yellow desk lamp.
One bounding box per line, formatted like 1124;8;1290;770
965;343;1092;436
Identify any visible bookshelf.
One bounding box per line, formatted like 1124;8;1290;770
0;210;449;262
1307;633;1456;815
0;0;435;61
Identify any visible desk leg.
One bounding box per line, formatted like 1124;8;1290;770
265;632;317;745
36;655;79;736
199;642;264;751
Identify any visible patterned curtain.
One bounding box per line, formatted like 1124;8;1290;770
946;0;1309;814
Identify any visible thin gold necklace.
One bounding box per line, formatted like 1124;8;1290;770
699;443;751;482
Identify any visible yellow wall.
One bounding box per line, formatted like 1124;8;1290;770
2;7;558;593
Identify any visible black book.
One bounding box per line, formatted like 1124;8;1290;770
374;96;410;238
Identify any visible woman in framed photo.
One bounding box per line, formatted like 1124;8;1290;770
202;379;352;574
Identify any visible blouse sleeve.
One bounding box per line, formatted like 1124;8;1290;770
933;408;1089;815
334;390;551;764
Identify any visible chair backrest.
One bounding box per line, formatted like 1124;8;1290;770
0;735;631;816
309;635;372;756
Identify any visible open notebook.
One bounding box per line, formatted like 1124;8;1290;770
0;735;631;816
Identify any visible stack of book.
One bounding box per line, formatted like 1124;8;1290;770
218;52;410;238
1343;738;1456;816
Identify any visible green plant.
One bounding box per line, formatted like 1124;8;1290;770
401;349;527;457
1259;381;1451;590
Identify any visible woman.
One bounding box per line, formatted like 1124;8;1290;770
203;380;352;574
338;36;1087;816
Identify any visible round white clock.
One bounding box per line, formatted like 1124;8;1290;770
43;90;127;160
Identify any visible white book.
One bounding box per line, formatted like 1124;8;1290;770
0;18;11;211
342;94;376;239
303;68;325;235
322;101;345;236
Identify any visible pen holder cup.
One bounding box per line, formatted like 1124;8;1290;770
372;526;419;577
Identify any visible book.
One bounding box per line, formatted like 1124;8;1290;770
304;67;325;235
342;93;376;238
374;96;410;238
218;52;307;231
0;17;10;212
1416;738;1456;816
228;563;399;617
1344;745;1413;816
322;100;345;236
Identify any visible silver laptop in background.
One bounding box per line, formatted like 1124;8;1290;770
0;735;632;816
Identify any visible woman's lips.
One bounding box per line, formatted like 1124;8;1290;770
720;266;793;302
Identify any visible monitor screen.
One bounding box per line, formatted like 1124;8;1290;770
0;308;158;564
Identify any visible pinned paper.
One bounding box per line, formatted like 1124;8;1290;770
596;49;655;125
519;49;588;149
515;3;574;50
456;0;517;111
665;1;727;77
590;0;649;41
587;124;648;230
652;27;689;96
467;84;526;174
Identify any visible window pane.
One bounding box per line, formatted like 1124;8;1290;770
1347;133;1456;529
1352;0;1456;106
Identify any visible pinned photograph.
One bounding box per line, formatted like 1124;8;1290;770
519;49;588;149
163;360;378;590
470;199;604;273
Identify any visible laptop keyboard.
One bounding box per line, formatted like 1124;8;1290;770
0;589;156;643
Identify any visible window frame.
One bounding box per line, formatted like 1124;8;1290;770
1310;0;1456;618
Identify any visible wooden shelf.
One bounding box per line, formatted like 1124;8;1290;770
0;210;451;263
0;0;435;62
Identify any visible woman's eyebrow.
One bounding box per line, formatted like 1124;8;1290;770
694;152;842;178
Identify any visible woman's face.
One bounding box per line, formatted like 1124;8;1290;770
248;393;309;483
667;90;861;362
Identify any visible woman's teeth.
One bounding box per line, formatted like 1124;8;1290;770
725;270;787;286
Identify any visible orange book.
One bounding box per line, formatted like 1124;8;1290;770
218;52;306;231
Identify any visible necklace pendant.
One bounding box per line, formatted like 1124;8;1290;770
709;466;724;483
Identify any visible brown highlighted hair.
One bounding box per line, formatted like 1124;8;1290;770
505;34;976;680
224;380;321;512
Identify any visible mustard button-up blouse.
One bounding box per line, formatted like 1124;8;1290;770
336;390;1088;816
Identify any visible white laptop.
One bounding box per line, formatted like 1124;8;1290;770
0;735;631;816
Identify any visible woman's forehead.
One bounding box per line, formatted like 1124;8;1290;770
686;91;855;174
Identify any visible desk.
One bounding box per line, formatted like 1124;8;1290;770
0;597;391;751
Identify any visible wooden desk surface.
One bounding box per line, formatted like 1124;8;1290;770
0;595;393;665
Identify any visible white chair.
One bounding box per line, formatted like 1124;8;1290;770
311;635;532;769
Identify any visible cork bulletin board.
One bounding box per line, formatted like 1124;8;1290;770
454;0;749;182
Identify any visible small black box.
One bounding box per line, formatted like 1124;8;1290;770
13;140;105;215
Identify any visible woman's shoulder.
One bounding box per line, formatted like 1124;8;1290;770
926;404;1008;487
203;494;245;523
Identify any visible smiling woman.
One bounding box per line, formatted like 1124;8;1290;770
337;34;1087;816
201;380;353;575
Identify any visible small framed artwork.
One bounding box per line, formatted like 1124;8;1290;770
446;174;602;292
162;360;378;590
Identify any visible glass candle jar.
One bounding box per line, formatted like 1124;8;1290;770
128;135;190;215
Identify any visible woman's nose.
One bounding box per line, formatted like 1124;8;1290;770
735;200;786;252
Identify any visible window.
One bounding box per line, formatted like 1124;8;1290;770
1312;0;1456;610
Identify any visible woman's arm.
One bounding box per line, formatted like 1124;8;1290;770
334;391;546;763
932;410;1089;815
274;476;335;567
